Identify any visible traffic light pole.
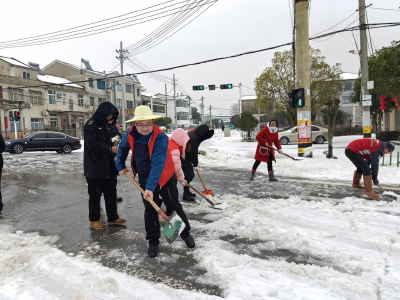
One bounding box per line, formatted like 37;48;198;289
13;109;17;139
295;0;312;157
359;0;371;138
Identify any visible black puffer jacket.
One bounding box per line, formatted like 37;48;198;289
184;124;214;168
84;102;119;179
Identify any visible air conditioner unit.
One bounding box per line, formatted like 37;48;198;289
25;103;33;108
42;110;49;116
57;93;65;98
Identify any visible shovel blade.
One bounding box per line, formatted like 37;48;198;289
161;211;186;244
202;190;214;196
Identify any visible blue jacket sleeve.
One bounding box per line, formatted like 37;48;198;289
145;134;168;192
116;130;131;172
370;151;380;180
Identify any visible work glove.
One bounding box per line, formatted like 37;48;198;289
373;178;379;185
179;180;187;186
193;166;198;171
278;149;283;154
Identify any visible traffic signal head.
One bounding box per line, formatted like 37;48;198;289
287;91;296;108
14;111;21;121
208;85;215;90
294;88;305;108
220;84;233;89
193;85;204;91
9;111;14;121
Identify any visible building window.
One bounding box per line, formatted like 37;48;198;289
126;84;132;93
29;90;42;104
78;94;84;107
116;83;122;92
78;119;84;128
90;97;95;106
177;112;189;120
89;78;94;88
126;100;133;109
176;100;189;108
48;90;56;104
137;89;140;97
342;96;351;104
50;118;58;127
31;118;44;130
58;92;66;105
345;81;353;91
116;98;122;108
23;71;31;79
152;104;165;113
98;98;106;105
8;88;24;101
97;80;106;90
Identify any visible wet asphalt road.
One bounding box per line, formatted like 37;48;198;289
1;151;399;296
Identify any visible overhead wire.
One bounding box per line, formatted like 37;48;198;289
0;1;214;49
6;21;400;91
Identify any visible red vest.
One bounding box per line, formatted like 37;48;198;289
127;125;175;188
347;139;381;161
168;139;181;153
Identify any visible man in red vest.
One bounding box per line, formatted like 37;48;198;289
345;138;395;198
116;106;194;258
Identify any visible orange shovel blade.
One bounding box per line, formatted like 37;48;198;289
202;190;214;196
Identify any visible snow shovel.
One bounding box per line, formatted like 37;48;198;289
377;184;399;201
125;173;186;244
185;182;223;210
266;145;303;161
195;168;214;196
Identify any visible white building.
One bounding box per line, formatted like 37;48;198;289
154;93;192;129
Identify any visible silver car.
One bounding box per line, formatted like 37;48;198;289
278;125;328;145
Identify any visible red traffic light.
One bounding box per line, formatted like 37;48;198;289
14;111;21;121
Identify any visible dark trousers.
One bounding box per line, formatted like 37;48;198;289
141;177;191;246
0;168;3;212
252;154;273;172
345;148;371;176
111;175;118;193
86;177;119;222
181;159;195;183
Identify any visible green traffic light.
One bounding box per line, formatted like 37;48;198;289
228;84;232;88
200;86;204;90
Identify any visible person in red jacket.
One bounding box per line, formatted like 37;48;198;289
250;120;283;181
345;138;394;198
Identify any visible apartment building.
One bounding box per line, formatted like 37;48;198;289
0;56;85;138
154;93;191;128
42;59;142;124
141;92;166;118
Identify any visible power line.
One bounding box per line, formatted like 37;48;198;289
368;7;400;12
5;21;400;90
0;1;214;49
0;0;180;45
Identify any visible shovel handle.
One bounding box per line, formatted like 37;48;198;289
266;144;296;161
377;184;385;193
185;182;216;206
125;173;169;222
195;168;208;191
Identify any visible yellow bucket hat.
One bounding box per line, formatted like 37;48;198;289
126;105;163;123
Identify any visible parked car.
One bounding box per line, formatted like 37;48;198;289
278;125;328;145
5;131;81;154
187;125;197;132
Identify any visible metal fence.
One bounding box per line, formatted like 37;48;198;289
381;152;400;167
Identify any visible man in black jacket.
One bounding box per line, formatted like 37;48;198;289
181;124;214;201
84;102;126;230
0;134;5;218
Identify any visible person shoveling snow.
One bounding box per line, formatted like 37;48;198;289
345;138;395;199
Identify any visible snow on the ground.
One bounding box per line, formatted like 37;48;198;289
1;130;400;299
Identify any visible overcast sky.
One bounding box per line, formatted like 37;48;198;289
1;0;399;115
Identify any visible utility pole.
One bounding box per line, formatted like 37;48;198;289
359;0;371;138
295;0;312;157
173;74;177;129
209;105;212;126
116;41;128;130
238;82;242;114
165;83;168;118
200;96;204;124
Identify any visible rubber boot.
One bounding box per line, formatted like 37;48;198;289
185;184;196;197
249;169;256;181
352;171;364;189
363;175;379;198
183;186;195;201
268;170;278;182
